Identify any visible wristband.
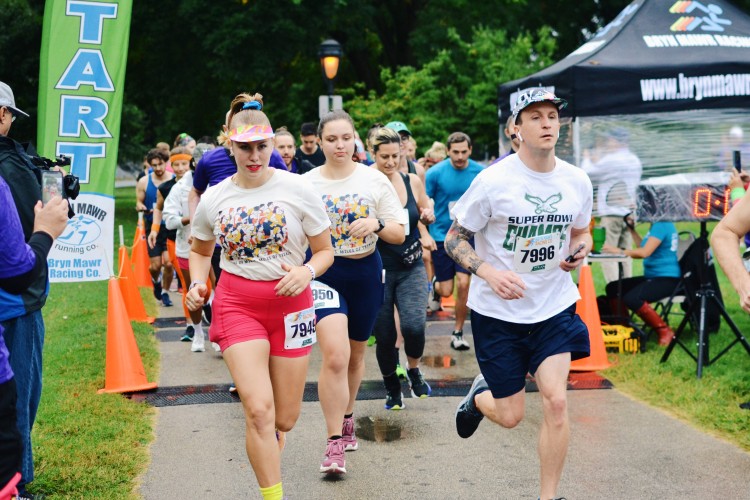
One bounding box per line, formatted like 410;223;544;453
189;281;205;291
151;223;160;232
731;187;745;202
304;263;316;280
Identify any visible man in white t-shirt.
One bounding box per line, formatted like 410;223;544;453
581;127;642;283
445;88;593;500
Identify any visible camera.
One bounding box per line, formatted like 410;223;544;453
28;154;80;218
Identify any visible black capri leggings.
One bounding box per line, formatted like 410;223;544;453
605;276;680;311
373;264;428;376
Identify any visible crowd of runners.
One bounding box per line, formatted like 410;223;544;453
134;88;592;500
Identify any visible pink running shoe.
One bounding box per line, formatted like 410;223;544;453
319;438;346;474
342;416;358;451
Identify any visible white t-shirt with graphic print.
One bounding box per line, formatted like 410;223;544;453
305;164;408;257
192;169;331;281
452;154;593;323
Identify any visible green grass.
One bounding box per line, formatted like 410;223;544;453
592;220;750;451
30;187;159;498
27;192;750;497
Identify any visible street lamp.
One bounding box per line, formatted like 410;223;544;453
318;39;343;113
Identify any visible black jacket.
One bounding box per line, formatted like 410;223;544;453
0;135;49;317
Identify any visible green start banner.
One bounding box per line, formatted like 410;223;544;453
38;0;132;282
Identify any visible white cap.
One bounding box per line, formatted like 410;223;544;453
0;81;29;118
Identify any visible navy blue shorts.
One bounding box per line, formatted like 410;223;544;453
432;241;472;282
314;251;384;342
471;304;590;399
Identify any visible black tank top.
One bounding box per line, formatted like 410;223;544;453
377;172;421;271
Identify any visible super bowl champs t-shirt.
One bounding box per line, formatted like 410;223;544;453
452;154;593;323
305;164;408;256
192;170;331;281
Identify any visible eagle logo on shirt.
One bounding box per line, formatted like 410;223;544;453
524;193;562;214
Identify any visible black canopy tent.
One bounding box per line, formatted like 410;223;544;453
496;0;750;222
497;0;750;121
496;1;750;376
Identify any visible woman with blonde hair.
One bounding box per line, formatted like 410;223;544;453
371;127;435;409
186;93;333;500
419;141;447;170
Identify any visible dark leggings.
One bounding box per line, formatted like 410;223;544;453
0;378;21;490
374;264;428;376
606;276;680;311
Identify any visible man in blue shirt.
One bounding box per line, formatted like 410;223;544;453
425;132;483;350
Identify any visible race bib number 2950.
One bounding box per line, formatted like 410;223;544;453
311;280;340;309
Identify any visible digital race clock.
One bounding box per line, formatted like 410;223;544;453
635;172;732;222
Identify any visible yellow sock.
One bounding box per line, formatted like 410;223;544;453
259;482;283;500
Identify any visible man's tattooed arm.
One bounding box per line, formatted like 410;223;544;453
445;221;485;274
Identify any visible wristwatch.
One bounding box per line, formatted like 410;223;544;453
374;218;385;233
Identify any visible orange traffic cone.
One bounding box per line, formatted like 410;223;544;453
441;294;456;309
132;214;153;288
118;245;154;323
570;264;611;372
98;277;158;394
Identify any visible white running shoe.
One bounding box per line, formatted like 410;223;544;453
450;331;470;351
427;277;442;312
191;330;205;352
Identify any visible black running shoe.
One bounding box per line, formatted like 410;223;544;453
455;373;488;438
407;367;431;398
180;325;195;342
161;292;173;307
152;280;162;300
385;389;404;410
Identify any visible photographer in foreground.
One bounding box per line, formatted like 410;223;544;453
0;81;70;498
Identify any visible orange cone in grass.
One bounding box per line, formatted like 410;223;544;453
570;264;611;372
132;213;152;288
118;245;154;323
98;277;157;394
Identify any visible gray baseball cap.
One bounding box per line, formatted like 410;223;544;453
0;81;29;119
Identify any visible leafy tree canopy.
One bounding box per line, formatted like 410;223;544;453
4;0;750;162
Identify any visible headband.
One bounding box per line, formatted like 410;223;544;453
170;153;193;163
228;124;275;143
242;101;262;111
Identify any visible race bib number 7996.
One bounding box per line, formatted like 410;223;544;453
513;233;561;273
